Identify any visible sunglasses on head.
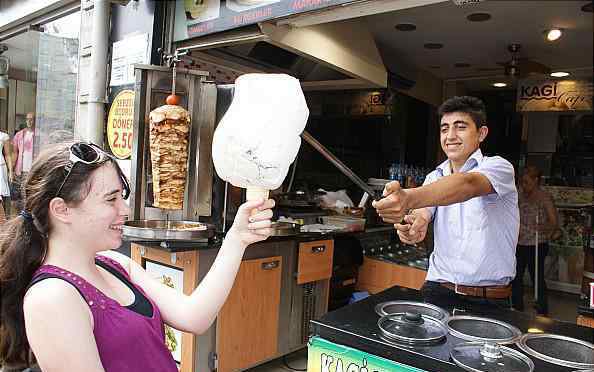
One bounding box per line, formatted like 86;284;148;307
55;142;131;200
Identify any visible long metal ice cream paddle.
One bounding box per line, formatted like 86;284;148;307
301;130;380;201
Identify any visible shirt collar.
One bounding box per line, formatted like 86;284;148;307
436;148;484;176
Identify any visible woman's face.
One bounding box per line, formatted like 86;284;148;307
69;163;129;251
521;173;538;194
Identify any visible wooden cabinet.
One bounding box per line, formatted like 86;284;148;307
216;256;282;372
357;257;426;293
297;240;334;285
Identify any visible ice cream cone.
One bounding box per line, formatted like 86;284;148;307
246;187;269;202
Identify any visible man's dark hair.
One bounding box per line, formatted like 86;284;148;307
438;96;487;128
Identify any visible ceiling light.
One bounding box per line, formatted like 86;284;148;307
550;71;569;77
545;29;562;41
492;82;507;88
395;23;416;31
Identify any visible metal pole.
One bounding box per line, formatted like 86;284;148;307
85;0;110;145
534;210;539;301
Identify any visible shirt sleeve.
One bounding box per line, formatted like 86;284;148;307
0;132;8;142
422;170;439;220
469;156;516;199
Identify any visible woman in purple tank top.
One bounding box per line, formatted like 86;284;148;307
0;142;275;371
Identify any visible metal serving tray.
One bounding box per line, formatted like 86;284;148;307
122;220;215;241
270;221;300;237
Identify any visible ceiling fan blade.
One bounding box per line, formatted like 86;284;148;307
518;59;551;76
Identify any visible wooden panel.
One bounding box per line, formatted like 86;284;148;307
217;256;282;372
130;244;198;372
577;315;594;328
357;257;394;290
297;240;334;285
357;257;426;293
391;264;426;290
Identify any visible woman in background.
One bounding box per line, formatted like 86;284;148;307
512;165;560;316
0;129;13;221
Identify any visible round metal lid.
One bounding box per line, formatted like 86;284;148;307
451;342;534;372
378;312;448;345
517;333;594;369
375;301;449;321
446;316;522;344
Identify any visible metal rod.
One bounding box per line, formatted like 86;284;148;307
535;211;539;301
301;130;379;200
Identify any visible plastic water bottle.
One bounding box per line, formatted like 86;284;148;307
388;163;397;180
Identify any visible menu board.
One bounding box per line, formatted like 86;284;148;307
174;0;355;41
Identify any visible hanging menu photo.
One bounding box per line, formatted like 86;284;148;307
174;0;355;41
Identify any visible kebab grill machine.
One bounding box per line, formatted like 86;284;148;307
122;53;223;248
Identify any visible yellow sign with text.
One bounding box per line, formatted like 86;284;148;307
107;89;135;159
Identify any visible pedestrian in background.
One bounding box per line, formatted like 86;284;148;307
512;165;560;316
0;129;13;218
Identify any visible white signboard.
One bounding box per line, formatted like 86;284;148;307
110;33;150;86
517;79;593;112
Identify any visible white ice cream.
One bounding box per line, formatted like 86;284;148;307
212;73;309;191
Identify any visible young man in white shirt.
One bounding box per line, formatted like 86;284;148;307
373;96;519;309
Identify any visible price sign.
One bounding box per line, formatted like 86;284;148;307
107;89;135;159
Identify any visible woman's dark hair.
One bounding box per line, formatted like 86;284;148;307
438;96;487;128
0;143;109;367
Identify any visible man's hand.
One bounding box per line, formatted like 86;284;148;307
395;213;429;245
371;181;411;223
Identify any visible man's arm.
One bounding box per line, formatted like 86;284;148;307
11;134;19;170
373;173;493;223
407;172;494;210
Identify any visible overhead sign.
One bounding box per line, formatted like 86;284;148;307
174;0;355;41
516;79;593;112
107;89;134;159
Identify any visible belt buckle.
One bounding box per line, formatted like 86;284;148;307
454;283;466;296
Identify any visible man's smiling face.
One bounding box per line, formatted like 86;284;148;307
440;112;485;164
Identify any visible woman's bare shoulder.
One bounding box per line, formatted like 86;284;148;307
24;278;88;316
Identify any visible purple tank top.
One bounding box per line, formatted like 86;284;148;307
31;255;177;372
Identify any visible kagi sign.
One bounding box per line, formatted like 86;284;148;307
516;79;593;112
